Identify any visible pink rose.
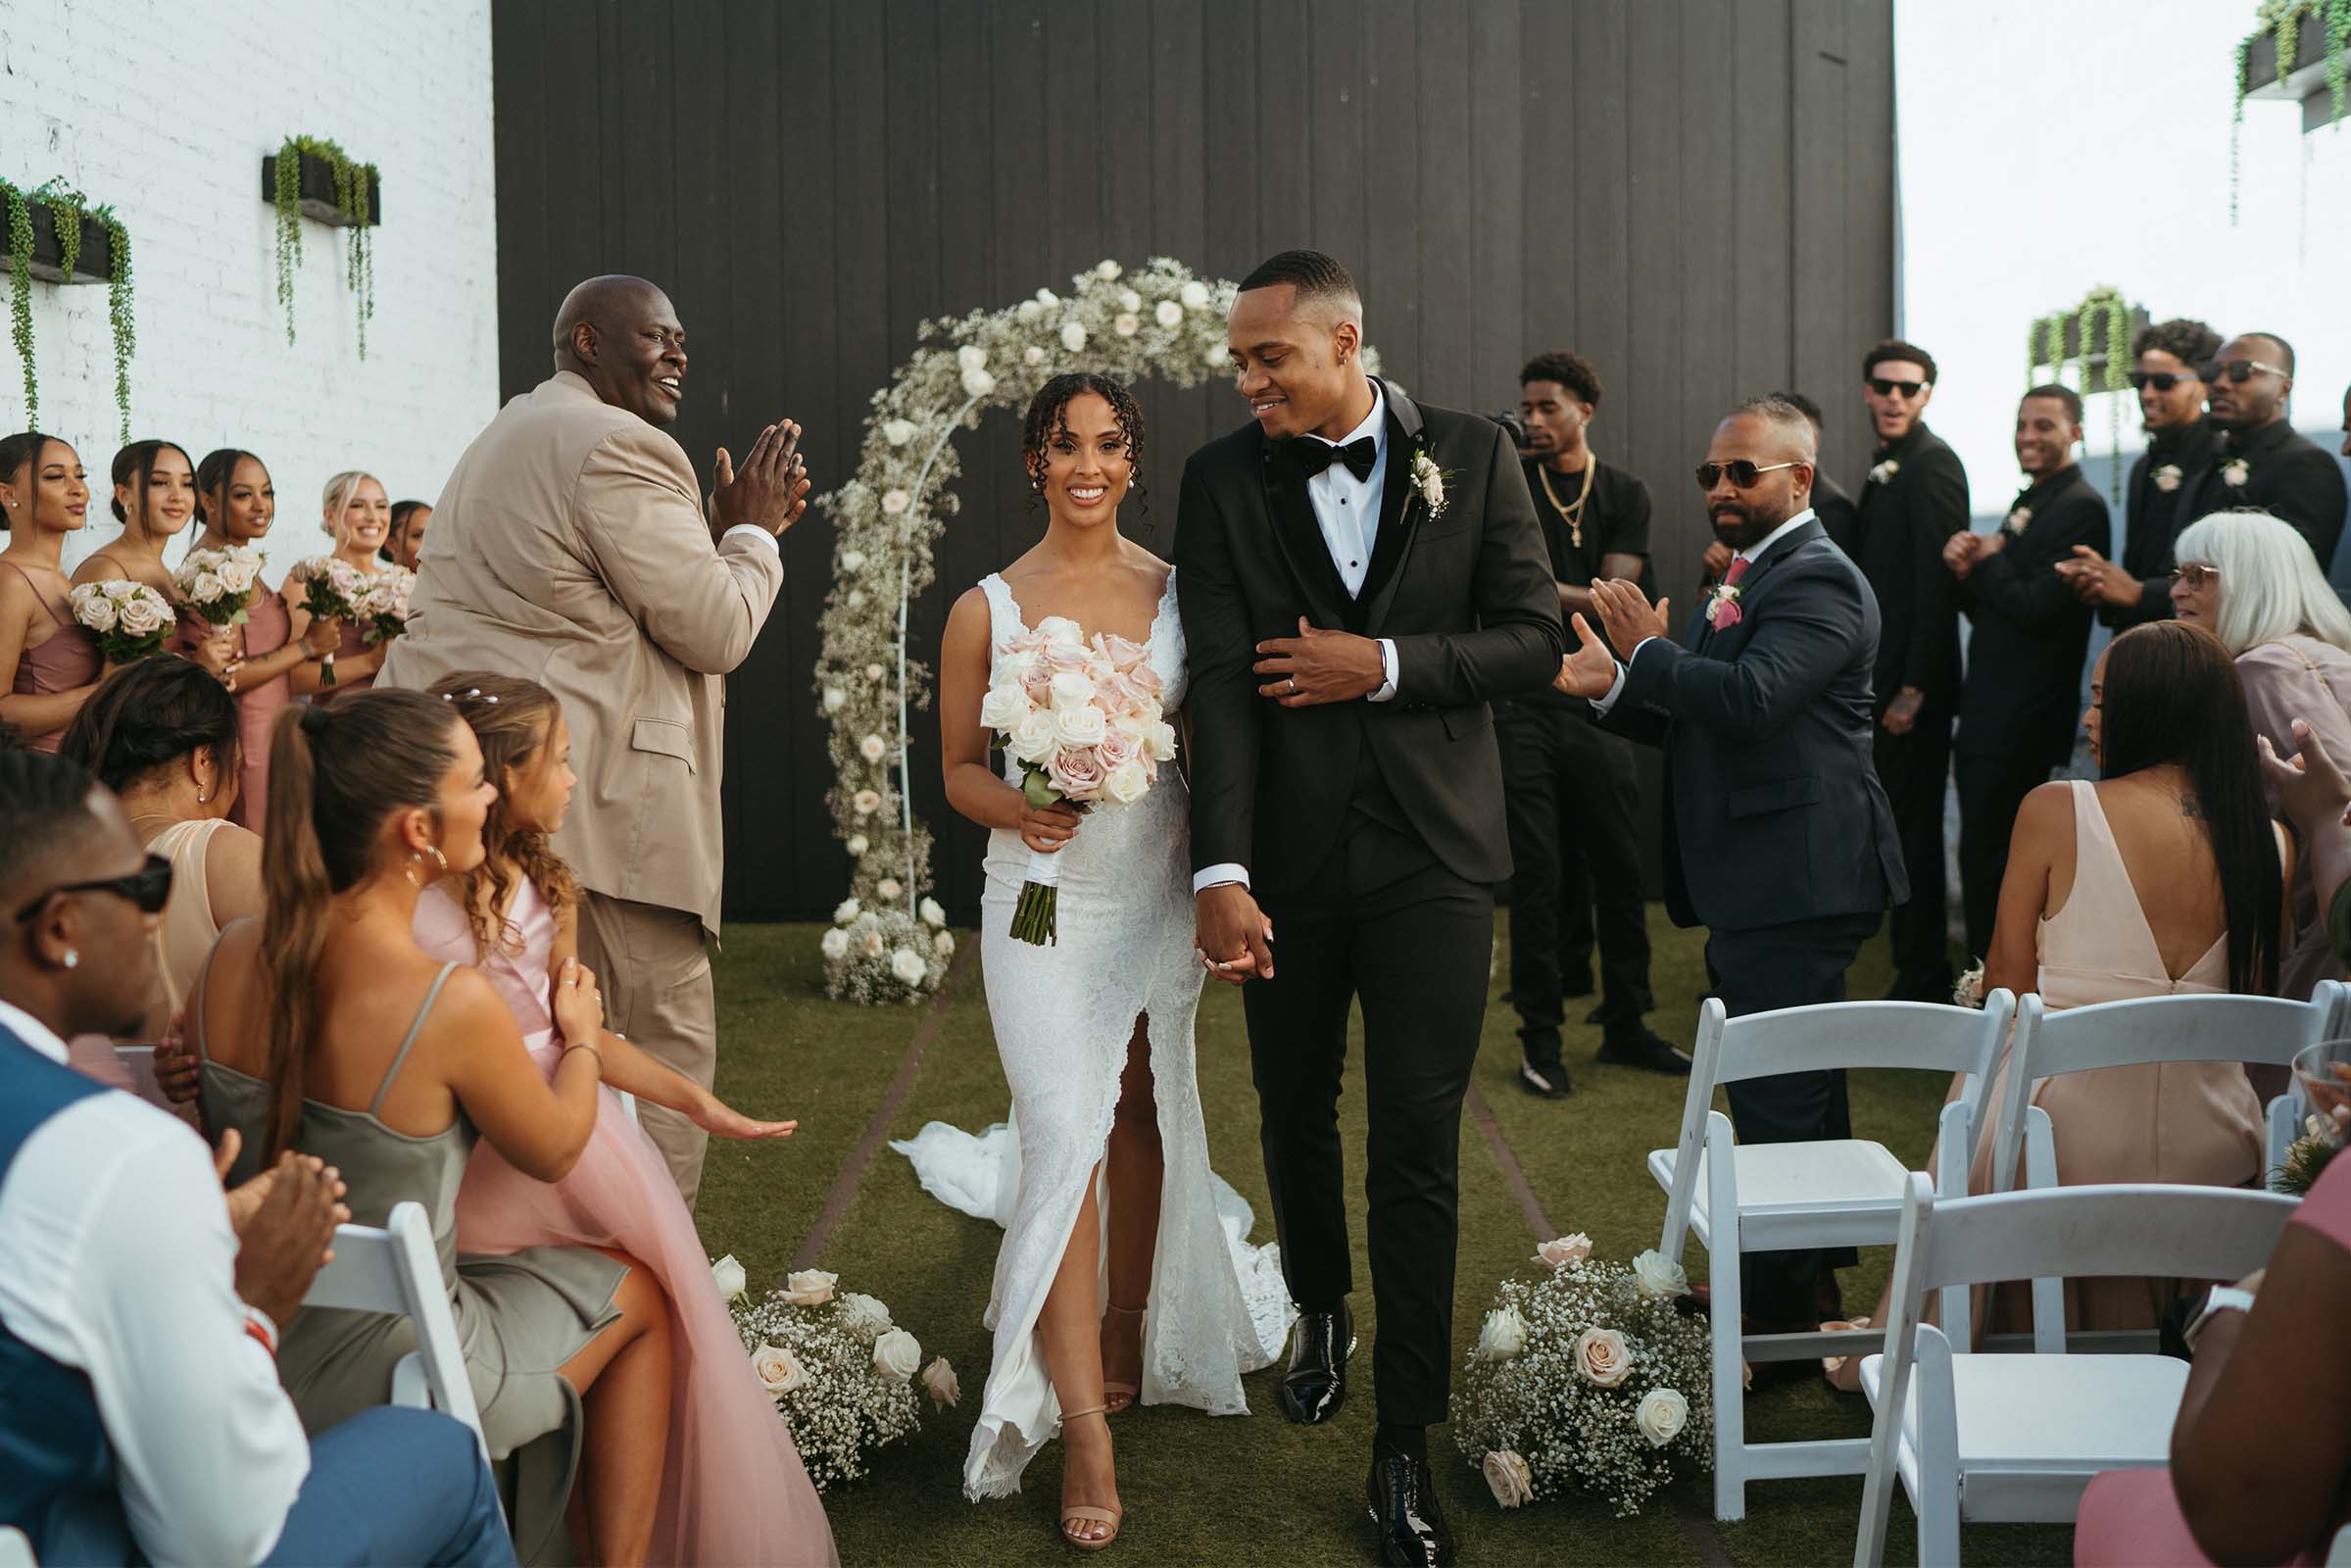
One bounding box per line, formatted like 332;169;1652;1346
1039;645;1090;677
1128;662;1164;698
1574;1327;1633;1387
1097;671;1148;714
1096;730;1141;772
1095;631;1150;672
1046;745;1105;800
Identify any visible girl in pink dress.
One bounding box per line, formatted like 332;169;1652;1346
413;670;837;1568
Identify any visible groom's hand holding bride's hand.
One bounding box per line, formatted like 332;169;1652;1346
1253;618;1384;707
1196;885;1275;985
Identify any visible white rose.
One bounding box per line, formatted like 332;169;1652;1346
845;591;866;614
1095;259;1121;280
1636;1387;1689;1447
864;662;886;682
1023;345;1048;366
1476;1305;1528;1360
777;1269;838;1307
1482;1448;1534;1508
1154;299;1184;328
710;1253;748;1302
978;683;1030;732
837;1291;893;1339
2223;456;2251;487
1016;299;1042;322
820;927;850;960
2152;463;2182;493
961;367;997;399
873;1327;922;1380
876;878;903;903
1102;760;1150;805
891;947;926;985
932;929;955;957
853;788;882;816
846;833;869;858
1047;669;1097;711
1179;279;1210;309
1034;614;1085;650
751;1343;808;1396
1060;320;1088;352
833;898;861;923
922;1355;960;1409
840;548;867;573
882;417;918;447
881;488;911;515
1036;287;1059;307
1205;343;1230;368
860;929;886;958
1574;1326;1634;1387
1007;710;1059;764
919;897;947;928
218;559;258;593
121;592;169;635
1113;313;1141;337
1535;1233;1592;1269
1144;720;1177;761
1117;287;1142;312
1054;705;1108;748
189;569;224;603
955;344;988;374
1631;1249;1689;1300
822;686;847;713
858;733;888;761
74;590;119;633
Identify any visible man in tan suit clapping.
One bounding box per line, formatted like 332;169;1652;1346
381;273;810;1206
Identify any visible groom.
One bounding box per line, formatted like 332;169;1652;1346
1178;249;1562;1566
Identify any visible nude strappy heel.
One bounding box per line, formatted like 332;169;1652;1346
1057;1404;1123;1550
1100;1301;1146;1414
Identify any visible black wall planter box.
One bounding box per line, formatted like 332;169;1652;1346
2246;20;2343;133
0;199;114;284
262;151;382;227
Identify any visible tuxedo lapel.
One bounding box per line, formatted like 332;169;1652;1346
1255;435;1351;630
1694;518;1823;656
1363;380;1426;636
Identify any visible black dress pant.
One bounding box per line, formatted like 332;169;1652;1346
1873;715;1953;995
1244;783;1495;1429
1955;750;2060;960
1496;701;1653;1056
1704;910;1882;1325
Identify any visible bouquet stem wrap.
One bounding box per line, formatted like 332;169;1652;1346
1011;846;1063;946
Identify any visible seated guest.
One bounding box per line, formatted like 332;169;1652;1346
0;432;104;751
73;439;236;680
0;748;513;1566
2260;720;2351;968
1941;384;2110;960
286;471;400;702
414;673;835;1566
384;499;432;569
2191;332;2349;569
2171;507;2351;999
183;691;675;1566
2057;317;2222;626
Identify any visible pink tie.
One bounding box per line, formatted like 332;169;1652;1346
1722;556;1750;588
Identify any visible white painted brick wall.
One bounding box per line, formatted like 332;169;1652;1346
0;0;498;571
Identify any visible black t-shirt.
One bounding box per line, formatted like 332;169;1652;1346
1523;456;1652;590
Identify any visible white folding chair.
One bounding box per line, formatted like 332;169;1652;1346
2276;979;2351;1163
0;1526;33;1567
1854;1176;2294;1568
1649;990;2015;1519
303;1200;490;1468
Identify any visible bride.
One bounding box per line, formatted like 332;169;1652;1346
894;372;1290;1549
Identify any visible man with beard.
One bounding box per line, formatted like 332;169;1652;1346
1702;392;1855;583
2189;332;2347;568
1554;396;1905;1340
1944;385;2110;959
2057;318;2220;626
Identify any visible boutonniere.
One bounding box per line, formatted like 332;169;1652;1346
2151;463;2183;493
1410;445;1448;520
1705;581;1744;630
1868;458;1900;485
2001;505;2033;538
2222;456;2251;488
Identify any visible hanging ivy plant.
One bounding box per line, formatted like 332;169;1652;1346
271;134;379;357
2026;285;2136;502
2233;0;2351;220
1;179;32;423
0;175;134;435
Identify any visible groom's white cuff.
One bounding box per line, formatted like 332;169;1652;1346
1588;636;1662;716
1367;638;1398;703
1194;863;1250;894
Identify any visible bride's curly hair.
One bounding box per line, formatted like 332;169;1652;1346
1021;371;1148;521
429;671;583;959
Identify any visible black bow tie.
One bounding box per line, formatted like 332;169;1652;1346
1288;435;1379;483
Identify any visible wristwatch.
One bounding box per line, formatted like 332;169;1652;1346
2181;1285;2256;1352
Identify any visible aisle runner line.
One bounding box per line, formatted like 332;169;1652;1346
790;942;972;1273
1463;1080;1737;1568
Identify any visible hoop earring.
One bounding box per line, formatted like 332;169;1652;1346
426;844;450;874
405;853;423;889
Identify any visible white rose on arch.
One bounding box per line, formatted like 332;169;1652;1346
1155;300;1184;328
820;927;850;960
876;878;903;903
881;418;918;447
1060;320;1089;352
890;948;928;986
955;344;988;374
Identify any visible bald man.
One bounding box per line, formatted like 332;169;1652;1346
2191;331;2348;569
1555;397;1905;1360
380;274;811;1206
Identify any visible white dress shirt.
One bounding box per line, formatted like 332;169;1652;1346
0;1000;311;1567
722;523;781;558
1193;382;1403;895
1590;508;1817;716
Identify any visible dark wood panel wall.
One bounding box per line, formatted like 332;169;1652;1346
488;0;1897;921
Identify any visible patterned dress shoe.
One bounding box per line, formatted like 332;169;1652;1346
1365;1450;1456;1566
1277;1302;1355;1424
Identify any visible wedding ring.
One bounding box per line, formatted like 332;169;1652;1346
1287;677;1297;693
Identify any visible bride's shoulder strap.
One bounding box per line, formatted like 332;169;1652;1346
976;571;1017;646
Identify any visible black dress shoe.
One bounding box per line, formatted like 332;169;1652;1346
1516;1055;1574;1099
1365;1450;1456;1566
1595;1027;1692;1076
1277;1303;1355;1424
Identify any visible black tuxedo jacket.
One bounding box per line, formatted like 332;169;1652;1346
2107;416;2216;628
1849;423;1971;717
2188;416;2350;571
1597;517;1906;932
1175;381;1564;892
1953;467;2110;766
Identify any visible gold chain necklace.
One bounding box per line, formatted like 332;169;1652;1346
1537;460;1596;549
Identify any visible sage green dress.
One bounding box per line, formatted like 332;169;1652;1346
194;956;627;1564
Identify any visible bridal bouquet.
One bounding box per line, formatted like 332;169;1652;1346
172;543;267;626
981;615;1176;944
354;564;415;646
1451;1235;1713;1517
68;580;174;663
719;1258;956;1492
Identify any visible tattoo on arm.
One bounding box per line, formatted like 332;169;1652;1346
2180;794;2203;820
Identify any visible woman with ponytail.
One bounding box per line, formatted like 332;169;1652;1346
0;431;104;750
415;671;834;1566
181;689;688;1566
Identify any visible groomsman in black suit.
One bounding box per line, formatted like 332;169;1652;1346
1555;396;1906;1332
1498;350;1683;1098
2192;332;2349;567
1847;341;1970;1002
2057;318;2221;626
1943;385;2110;959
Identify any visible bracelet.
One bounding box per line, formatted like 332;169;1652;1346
242;1307;279;1357
561;1041;605;1074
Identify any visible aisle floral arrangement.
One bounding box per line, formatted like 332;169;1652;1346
820;894;953;1004
68;580;173;662
716;1256;956;1492
172;543;266;626
1450;1235;1714;1518
355;564;415;645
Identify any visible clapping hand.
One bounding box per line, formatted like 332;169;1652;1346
155;1014;203;1104
2057;545;2140;609
1590;578;1669;653
224;1144;350;1326
709;419;811;538
1943;530;1985;579
1553;614;1621;699
2256;719;2351;832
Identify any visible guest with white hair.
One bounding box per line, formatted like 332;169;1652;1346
2170;507;2351;996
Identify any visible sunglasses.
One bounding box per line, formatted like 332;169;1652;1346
2198;359;2289;385
2127;370;2198;392
1693;460;1801;490
1866;377;1929;399
2169;564;2222;589
13;854;174;924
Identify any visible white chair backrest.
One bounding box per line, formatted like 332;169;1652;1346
303;1200;486;1452
1993;991;2332;1193
0;1526;32;1568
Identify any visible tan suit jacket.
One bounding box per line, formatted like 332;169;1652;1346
380;371;783;932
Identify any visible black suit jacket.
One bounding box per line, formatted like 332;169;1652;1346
1596;516;1906;932
1953;467;2110;766
1175;381;1565;892
2107;416;2216;628
2189;416;2351;571
1849;423;1971;717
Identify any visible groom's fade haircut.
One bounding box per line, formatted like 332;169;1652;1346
1238;249;1362;328
1729;395;1819;464
2023;382;2084;423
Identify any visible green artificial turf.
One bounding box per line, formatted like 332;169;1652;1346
701;917;2070;1567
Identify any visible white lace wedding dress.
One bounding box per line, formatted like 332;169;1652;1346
892;568;1293;1501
